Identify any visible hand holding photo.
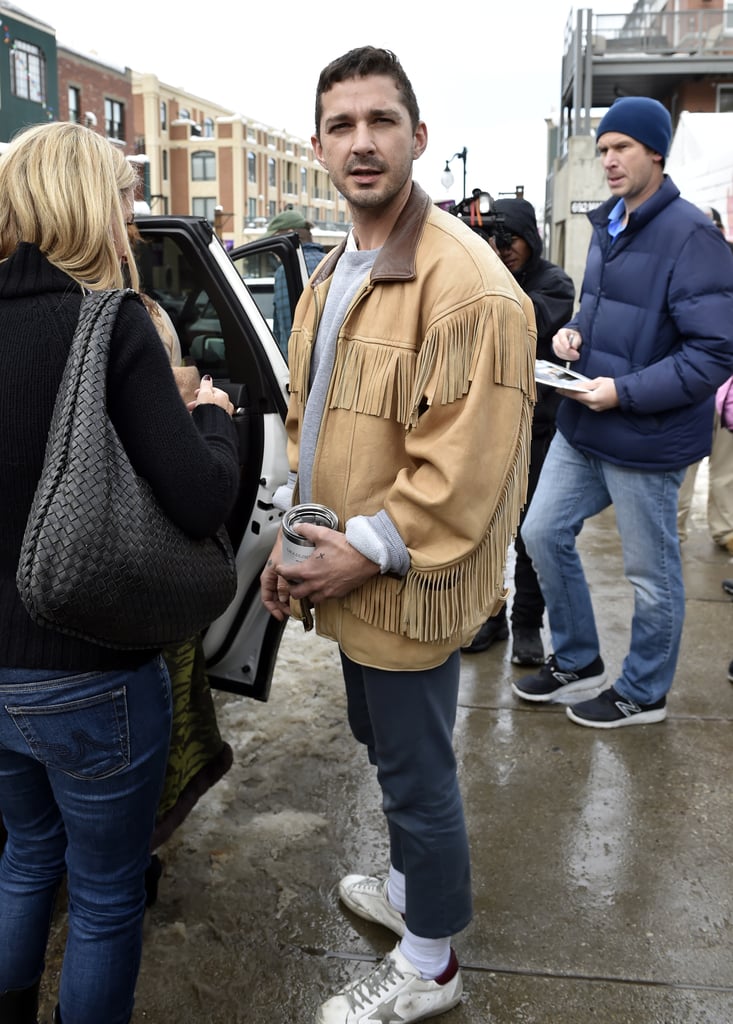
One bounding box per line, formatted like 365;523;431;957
535;359;592;392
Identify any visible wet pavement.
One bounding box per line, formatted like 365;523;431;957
42;467;733;1023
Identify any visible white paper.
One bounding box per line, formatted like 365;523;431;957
535;359;592;392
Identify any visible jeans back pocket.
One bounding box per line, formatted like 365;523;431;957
7;687;131;780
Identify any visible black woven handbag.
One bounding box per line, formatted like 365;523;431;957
16;289;238;649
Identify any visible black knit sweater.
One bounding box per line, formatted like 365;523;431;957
0;244;240;670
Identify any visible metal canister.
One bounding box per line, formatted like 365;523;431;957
281;503;339;564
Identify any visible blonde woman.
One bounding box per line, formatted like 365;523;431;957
0;122;239;1024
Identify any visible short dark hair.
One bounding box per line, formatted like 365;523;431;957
314;46;420;139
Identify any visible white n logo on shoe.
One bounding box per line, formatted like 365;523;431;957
551;668;580;685
614;697;641;717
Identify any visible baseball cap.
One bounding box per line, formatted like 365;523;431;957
266;209;309;235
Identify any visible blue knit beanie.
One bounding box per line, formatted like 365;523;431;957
596;97;672;157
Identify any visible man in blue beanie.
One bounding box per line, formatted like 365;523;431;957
513;95;733;726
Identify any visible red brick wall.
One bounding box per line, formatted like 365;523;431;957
678;78;723;111
218;147;233;212
169;146;190;214
57;49;134;155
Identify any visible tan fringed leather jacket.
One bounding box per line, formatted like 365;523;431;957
286;183;537;670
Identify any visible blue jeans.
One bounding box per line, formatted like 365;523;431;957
521;431;686;705
340;650;472;939
0;657;172;1024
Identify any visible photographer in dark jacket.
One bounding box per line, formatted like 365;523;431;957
462;198;575;664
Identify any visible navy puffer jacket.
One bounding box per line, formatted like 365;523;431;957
558;176;733;470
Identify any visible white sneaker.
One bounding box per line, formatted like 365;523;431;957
315;943;463;1024
338;874;406;937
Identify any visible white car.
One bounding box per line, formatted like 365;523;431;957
135;216;311;701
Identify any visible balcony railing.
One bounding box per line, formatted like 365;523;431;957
561;6;733;105
574;6;732;59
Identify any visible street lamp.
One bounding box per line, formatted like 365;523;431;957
440;147;468;199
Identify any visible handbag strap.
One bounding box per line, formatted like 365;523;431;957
50;289;136;450
31;290;137;532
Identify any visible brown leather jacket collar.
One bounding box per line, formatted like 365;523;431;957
310;182;432;287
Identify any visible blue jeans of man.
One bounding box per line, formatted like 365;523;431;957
0;657;172;1024
521;431;686;705
340;650;472;939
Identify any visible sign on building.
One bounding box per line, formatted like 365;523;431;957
570;200;605;214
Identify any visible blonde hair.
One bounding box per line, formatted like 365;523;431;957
0;121;140;290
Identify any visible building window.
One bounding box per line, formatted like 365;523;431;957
192;197;217;222
283;161;297;194
248;197;257;220
268;200;276;218
203;117;215;138
162;150;168;181
68;85;80;123
160;101;167;130
268;157;276;187
192;150;216;181
718;84;733;112
105;98;125;140
301;167;308;193
726;2;733;31
179;107;190;120
10;39;46;103
248;151;257;184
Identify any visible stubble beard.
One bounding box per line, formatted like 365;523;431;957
334;160;413;214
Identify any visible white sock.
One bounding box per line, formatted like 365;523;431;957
399;929;452;979
386;864;406;913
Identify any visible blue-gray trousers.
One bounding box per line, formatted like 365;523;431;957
340;649;472;938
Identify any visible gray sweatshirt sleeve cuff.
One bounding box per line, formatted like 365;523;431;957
345;510;410;576
273;470;297;512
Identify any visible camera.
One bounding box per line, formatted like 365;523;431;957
447;189;514;250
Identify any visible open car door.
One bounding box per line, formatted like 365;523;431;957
230;231;312;364
134;216;307;701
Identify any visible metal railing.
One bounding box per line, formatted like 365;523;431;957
571;6;732;59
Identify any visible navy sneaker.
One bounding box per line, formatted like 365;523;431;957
567;686;667;728
511;654;606;702
728;660;733;684
722;578;733;598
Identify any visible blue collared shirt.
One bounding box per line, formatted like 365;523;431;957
607;198;626;241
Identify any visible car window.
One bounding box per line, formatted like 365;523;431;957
244;279;275;331
234;249;281;333
134;233;229;377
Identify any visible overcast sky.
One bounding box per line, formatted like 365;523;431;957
23;0;633;211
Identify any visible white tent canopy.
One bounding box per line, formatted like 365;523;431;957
666;111;733;238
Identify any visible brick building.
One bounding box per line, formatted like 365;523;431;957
57;45;133;156
0;2;349;247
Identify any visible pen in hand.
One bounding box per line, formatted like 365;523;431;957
565;331;576;369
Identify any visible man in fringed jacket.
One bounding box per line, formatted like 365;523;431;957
261;46;536;1024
